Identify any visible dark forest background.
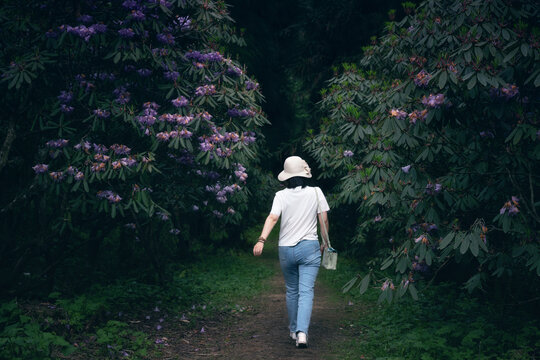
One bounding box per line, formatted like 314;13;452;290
228;0;409;166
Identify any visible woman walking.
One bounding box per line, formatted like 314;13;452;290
253;156;330;348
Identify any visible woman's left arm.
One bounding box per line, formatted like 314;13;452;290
318;211;329;253
253;214;279;256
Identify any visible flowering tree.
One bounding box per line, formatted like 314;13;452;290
306;0;539;302
0;0;268;282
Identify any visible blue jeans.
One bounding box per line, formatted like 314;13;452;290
279;240;321;335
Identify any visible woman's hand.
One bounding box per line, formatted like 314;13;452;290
253;242;264;256
320;243;327;254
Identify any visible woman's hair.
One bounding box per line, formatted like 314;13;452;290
285;176;310;189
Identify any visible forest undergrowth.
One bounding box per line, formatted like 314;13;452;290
2;223;538;359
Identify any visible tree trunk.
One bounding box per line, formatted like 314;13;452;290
0;119;16;174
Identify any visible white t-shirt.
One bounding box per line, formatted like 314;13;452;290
270;186;330;247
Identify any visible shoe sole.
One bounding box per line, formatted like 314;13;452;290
296;342;307;349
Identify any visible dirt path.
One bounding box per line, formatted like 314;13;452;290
161;257;357;359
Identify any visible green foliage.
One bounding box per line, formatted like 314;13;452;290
96;320;149;358
307;0;540;301
0;0;274;296
0;228;276;359
0;301;75;360
320;257;540;360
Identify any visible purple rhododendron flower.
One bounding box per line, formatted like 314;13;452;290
401;165;411;173
374;215;382;222
91;23;107;34
122;0;138;9
500;85;519;100
226;66;243;77
227;108;255;117
408;109;428;124
130;9;146;21
343;150;354;157
45;29;58;38
425;183;442;195
164;70;179;81
49;171;65;182
172;96;189;107
413;69;431;87
60;104;74;113
245;80;259;90
174;16;192;31
97;190;122;203
195;84;216;96
110;144;131;155
58;91;74;103
113;86;131;104
500;197;519;215
46;139;69;148
33;164;49;174
77;14;93;23
480;130;495;138
185;51;224;63
157;33;175;45
421;93;445;108
118;28;135;38
137;68;152;77
381;280;394;291
390;109;407;120
65;25;96;42
93;109;111;118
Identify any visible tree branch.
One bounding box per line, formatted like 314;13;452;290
0;119;16;174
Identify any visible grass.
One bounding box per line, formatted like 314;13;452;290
0;225;278;359
318;255;540;360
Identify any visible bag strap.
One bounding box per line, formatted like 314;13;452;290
314;187;332;249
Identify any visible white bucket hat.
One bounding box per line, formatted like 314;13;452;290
278;156;312;181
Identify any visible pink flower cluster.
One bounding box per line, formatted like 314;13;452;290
425;182;442;195
93;108;111;118
136;102;159;127
413;70;431;87
158;113;194;126
381;280;395;291
46;139;69;148
390;109;407;120
421;93;445;108
110;144;131;155
195;85;216;97
198;126;246;156
97;190;122;203
205;183;242;203
156;129;193;142
408;109;428;124
234;163;248;182
227;108;256;117
390;109;428;124
245;80;259;90
185;51;224;63
500;196;519;216
59;23;107;42
171;96;189;107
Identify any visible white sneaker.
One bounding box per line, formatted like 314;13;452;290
290;331;297;340
295;332;307;348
